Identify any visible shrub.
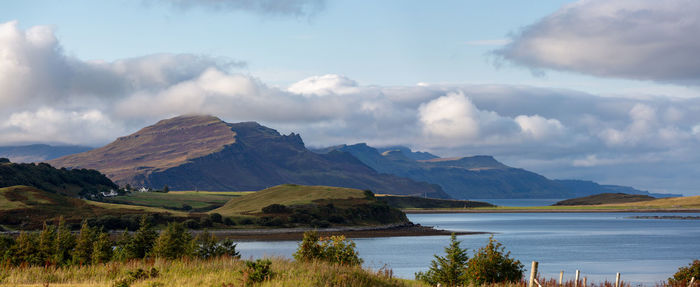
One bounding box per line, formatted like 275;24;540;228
415;233;469;287
112;267;159;287
92;232;113;264
242;259;273;285
183;219;200;229
465;235;524;285
262;204;290;214
310;219;330;228
223;217;236;226
293;231;363;266
131;216;157;259
209;213;223;223
239;218;254;225
668;259;700;285
200;217;213;228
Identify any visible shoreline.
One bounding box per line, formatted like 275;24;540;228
202;223;487;241
403;208;700;213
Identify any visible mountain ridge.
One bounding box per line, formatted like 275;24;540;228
49;115;448;198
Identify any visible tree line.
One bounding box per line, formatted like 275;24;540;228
0;216;239;266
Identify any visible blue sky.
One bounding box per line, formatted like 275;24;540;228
2;0;700;195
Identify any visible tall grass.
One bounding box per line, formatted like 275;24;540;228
0;256;426;287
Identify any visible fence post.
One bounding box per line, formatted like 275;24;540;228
583;276;587;287
689;276;695;287
575;270;580;287
529;261;539;287
615;272;621;287
559;271;564;287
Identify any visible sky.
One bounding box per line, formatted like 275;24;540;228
2;0;700;195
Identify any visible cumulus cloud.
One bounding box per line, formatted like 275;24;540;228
496;0;700;84
287;74;360;96
151;0;325;17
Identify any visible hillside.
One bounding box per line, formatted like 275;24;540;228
377;195;494;209
213;184;409;226
0;185;182;229
316;143;668;199
604;195;700;209
49;115;447;198
0;158;117;198
553;193;656;206
0;144;91;163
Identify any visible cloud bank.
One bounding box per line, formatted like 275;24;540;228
3;21;700;195
496;0;700;84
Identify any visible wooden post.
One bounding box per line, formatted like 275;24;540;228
689;276;695;287
583;276;587;287
575;270;580;287
559;271;564;287
615;272;621;287
528;261;539;287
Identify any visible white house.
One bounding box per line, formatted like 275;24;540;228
101;189;118;197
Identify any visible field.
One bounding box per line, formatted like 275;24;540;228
0;185;188;229
0;257;426;287
102;190;251;211
212;184;367;216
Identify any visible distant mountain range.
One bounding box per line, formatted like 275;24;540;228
48;115;447;198
312;143;681;199
0;144;91;163
23;114;678;200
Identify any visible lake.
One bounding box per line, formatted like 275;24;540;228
235;212;700;285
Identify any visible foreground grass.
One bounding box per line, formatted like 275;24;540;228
0;257;426;287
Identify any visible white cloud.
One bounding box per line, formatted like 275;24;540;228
496;0;700;84
515;114;564;140
2;108;124;145
287;74;360;96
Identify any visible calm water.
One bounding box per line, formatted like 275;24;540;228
236;212;700;285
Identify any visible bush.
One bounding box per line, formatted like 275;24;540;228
262;204;290;214
242;259;273;285
183;219;200;229
293;231;363;266
223;217;236;226
415;233;469;286
465;235;523;285
112;267;159;287
209;213;223;223
669;259;700;285
310;219;330;228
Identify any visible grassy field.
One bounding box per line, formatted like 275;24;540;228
102;190;252;211
212;184;366;216
0;257;426;287
0;185;188;229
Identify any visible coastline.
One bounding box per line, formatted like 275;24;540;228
403;208;700;214
200;223;487;241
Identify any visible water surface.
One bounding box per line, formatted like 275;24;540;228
236;212;700;285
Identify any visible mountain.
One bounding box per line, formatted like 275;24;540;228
0;144;91;163
49;115;448;198
0;158;117;198
315;143;669;199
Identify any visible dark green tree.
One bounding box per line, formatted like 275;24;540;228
37;222;56;265
92;231;113;264
112;229;135;261
14;231;40;266
293;231;362;266
415;233;469;287
465;235;524;285
162;185;169;193
53;217;75;265
131;216;157;258
151;222;193;259
72;220;97;265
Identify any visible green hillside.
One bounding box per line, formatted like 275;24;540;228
212;184;408;227
102;190;250;211
0;185;183;230
213;184;366;215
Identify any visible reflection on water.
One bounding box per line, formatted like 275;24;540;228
236;212;700;285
